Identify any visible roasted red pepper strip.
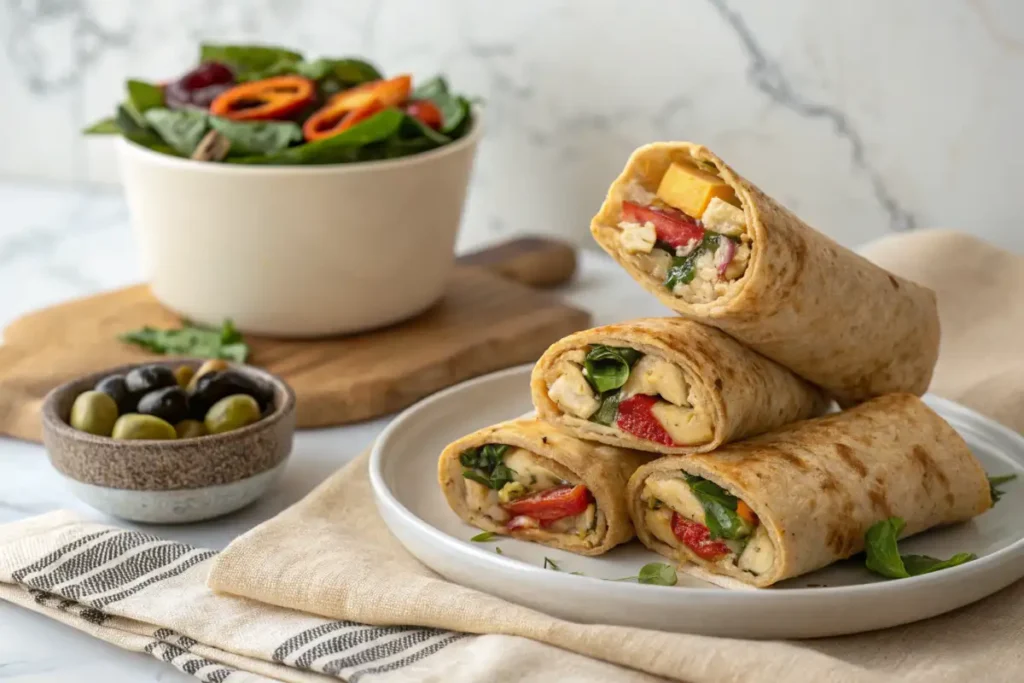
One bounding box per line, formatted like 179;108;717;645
616;395;676;446
209;75;315;121
503;485;591;522
621;201;704;249
405;99;443;130
671;512;731;560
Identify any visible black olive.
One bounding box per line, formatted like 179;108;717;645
124;365;177;395
189;370;273;418
137;386;190;425
94;374;138;414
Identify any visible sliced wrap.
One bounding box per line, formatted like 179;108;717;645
439;418;652;555
626;393;991;588
591;142;940;406
530;318;828;455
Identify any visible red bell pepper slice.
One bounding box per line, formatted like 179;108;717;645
671;512;731;560
209;75;315;121
405;99;443;130
621;201;704;250
503;485;591;522
615;395;676;446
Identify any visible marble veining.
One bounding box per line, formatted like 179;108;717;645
2;0;1023;252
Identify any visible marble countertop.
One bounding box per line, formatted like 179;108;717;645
0;179;671;681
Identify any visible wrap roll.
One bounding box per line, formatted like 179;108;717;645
590;142;940;406
530;318;829;455
438;418;652;555
626;394;991;588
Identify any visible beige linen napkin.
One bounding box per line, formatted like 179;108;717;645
206;231;1024;683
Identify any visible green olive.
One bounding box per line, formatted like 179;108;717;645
111;414;176;440
204;394;261;434
174;419;208;439
174;365;195;389
69;390;119;436
187;359;229;392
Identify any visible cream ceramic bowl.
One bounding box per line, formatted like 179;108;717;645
117;115;481;337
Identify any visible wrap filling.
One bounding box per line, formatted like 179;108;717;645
640;472;774;576
616;160;752;304
545;344;713;447
460;443;600;538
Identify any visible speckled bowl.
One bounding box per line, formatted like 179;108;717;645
41;359;296;523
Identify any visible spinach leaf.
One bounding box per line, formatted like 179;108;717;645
143;108;209;156
589;392;620;426
83;117;121;135
611;562;678;585
199;43;302;79
460;443;516;490
399;112;451;146
411;76;469;134
126;79;164;114
583;345;642;394
989;473;1017;504
113;104;177;153
208;117;303;156
684;474;754;540
306;57;383;85
119;319;249;362
228;108;404;165
470;531;497;542
665;251;700;290
864;517;976;580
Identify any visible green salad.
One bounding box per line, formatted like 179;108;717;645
84;43;475;165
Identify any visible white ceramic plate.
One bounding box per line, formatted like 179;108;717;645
370;364;1024;638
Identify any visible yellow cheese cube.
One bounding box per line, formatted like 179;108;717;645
655;162;736;218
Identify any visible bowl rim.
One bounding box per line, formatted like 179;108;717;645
116;105;483;175
41;359;296;449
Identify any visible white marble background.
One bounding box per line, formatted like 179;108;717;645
1;0;1023;252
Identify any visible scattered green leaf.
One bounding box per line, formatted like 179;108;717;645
119;319;249;362
208;117;303;156
864;517;976;580
143;108;209;156
83;117;121;135
495;547;503;555
610;562;677;585
684;474;754;541
126;79;164;114
989;473;1017;505
470;531;497;543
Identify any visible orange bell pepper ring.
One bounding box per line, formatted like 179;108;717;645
302;75;412;142
209;75;316;121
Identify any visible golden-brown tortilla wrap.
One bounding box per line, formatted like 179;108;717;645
627;394;991;588
439;418;652;555
530;318;829;455
591;142;940;406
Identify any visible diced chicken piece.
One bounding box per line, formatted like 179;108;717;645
724;242;750;280
701;197;746;237
738;524;775;575
656;162;736;218
562;349;587;365
466;478;508;523
644;507;679;549
624;178;657;205
619;221;656;253
645;477;706;522
641;248;673;280
504;448;565;489
650;402;714;445
548;365;600;419
621;355;690;406
579;503;596;533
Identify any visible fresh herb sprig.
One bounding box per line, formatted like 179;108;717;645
119;319;249;362
989;474;1017;505
611;562;678;586
460;443;516;490
470;531;498;543
864;517;975;580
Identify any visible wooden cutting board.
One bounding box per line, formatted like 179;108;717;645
0;238;591;443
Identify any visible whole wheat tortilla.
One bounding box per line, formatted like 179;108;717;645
530;318;829;454
591;142;940;406
626;393;992;588
438;418;652;555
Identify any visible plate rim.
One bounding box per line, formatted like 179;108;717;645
369;363;1024;601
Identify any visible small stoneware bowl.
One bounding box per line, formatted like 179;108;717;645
41;359;296;524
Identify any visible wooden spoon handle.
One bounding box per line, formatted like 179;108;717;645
457;237;577;289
